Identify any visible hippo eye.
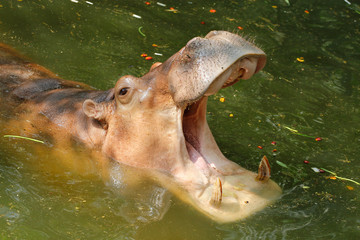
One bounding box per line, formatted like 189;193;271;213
119;87;129;96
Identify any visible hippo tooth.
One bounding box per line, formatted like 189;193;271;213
211;177;222;207
256;156;271;182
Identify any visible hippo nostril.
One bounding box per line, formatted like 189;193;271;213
238;68;245;78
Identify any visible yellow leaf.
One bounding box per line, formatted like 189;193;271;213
297;57;305;62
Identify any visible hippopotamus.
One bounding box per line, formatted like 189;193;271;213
0;30;281;223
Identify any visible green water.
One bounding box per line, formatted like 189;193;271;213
0;0;359;239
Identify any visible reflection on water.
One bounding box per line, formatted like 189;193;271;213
0;138;172;239
0;0;359;239
107;161;172;224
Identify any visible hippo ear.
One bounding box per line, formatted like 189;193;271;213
150;62;162;71
82;99;106;120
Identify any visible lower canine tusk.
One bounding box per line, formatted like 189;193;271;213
211;177;222;207
256;156;271;181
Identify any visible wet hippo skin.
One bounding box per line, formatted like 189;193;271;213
0;31;281;223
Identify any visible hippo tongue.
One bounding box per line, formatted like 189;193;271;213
185;141;211;176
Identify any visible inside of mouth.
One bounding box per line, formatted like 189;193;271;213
180;55;264;173
181;65;243;172
182;98;211;171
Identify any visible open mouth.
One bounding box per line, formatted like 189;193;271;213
156;31;281;222
181;55;266;176
182;97;210;173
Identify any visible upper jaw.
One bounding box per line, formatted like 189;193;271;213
166;30;266;106
204;55;265;96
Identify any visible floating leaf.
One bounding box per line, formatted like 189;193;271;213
309;164;360;185
284;126;298;133
276;160;289;169
4;135;44;144
311;167;320;173
296;57;305;62
284;126;321;140
138;26;146;37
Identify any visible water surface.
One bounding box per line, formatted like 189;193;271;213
0;0;359;239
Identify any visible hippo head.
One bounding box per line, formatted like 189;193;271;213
82;31;281;223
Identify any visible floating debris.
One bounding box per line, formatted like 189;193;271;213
3;135;44;144
319;167;359;185
219;97;225;102
209;9;216;13
138;26;146;37
157;2;166;7
296;57;305;62
304;161;360;186
311;167;320;173
284;126;322;141
154;53;163;56
276;160;289;169
132;14;142;19
166;7;179;13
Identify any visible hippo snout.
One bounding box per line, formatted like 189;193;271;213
164;30;266;105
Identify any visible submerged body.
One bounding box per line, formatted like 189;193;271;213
0;31;281;223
